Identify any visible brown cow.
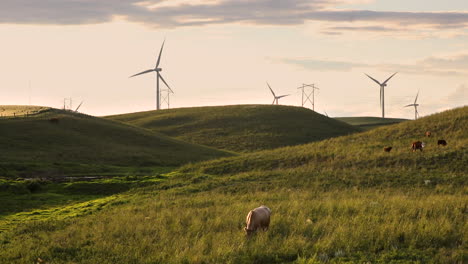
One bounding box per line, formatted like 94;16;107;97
425;131;431;137
411;141;425;152
437;139;447;146
383;146;392;152
244;205;271;236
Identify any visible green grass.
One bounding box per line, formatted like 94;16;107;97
0;106;466;263
107;105;359;152
0;107;230;178
335;116;408;131
0;170;174;232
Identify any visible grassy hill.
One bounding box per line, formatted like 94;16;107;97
336;116;408;131
107;105;360;152
0;107;466;263
0;105;49;117
0;106;230;178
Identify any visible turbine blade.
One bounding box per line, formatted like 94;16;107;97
267;82;276;97
404;104;413;107
277;94;290;99
382;72;398;85
159;74;174;93
129;69;154;78
414;90;419;104
272;98;276;105
365;73;382;86
155;39;166;68
75;101;83;112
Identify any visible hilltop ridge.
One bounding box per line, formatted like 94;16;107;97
107;104;360;152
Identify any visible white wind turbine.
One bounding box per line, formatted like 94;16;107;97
130;40;174;110
405;91;420;120
267;83;289;105
365;72;398;118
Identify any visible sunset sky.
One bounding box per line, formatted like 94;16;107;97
1;0;467;117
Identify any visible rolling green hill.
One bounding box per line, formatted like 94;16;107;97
0;107;466;263
107;105;360;152
0;105;49;117
335;116;408;131
0;107;230;178
184;107;466;176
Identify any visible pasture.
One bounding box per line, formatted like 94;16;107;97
0;106;466;263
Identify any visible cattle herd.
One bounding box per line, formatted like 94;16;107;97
246;132;449;235
383;131;447;153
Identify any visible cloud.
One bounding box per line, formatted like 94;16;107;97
1;0;468;35
279;53;468;76
325;25;400;32
280;58;366;71
447;84;467;102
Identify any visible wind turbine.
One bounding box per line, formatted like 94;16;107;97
365;72;398;118
404;91;420;120
267;83;289;105
74;101;84;113
130;40;174;110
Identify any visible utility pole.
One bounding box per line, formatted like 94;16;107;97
160;88;173;109
297;83;320;111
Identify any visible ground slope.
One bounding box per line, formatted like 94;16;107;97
335;116;408;131
0;107;229;178
184;106;466;177
0;105;49;117
0;107;466;263
107;105;359;152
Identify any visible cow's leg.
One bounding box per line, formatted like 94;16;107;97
263;218;270;231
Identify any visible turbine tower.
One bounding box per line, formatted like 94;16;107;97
130;40;174;110
365;72;397;118
405;91;420;120
267;83;289;105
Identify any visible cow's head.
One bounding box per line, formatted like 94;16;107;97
244;227;254;236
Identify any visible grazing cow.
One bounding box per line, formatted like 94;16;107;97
383;146;392;152
425;131;431;137
411;141;425;152
244;205;271;236
437;139;447;146
49;117;59;124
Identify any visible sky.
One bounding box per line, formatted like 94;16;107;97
0;0;467;118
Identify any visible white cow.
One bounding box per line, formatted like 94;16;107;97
244;205;271;236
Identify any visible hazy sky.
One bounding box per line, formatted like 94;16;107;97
1;0;467;118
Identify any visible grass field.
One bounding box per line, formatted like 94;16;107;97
0;107;230;178
335;116;408;131
0;105;49;117
0;106;466;263
107;105;359;152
